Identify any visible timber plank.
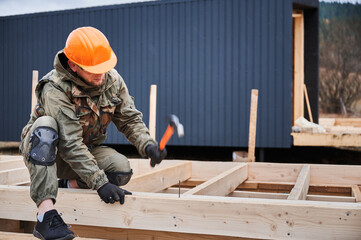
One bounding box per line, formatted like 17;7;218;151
247;162;361;186
248;89;258;162
0;159;25;171
229;191;356;202
228;191;288;199
292;132;361;147
0;155;22;161
0;219;22;233
0;186;360;239
0;231;102;239
0;167;30;185
287;165;310;200
306;195;356;203
69;225;250;240
125;161;192;192
183;164;247;196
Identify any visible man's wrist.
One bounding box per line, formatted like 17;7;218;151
96;182;108;191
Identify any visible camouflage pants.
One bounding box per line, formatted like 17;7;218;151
20;116;131;206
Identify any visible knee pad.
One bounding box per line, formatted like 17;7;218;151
105;169;133;186
28;126;58;166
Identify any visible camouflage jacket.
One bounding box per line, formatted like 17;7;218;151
20;50;156;190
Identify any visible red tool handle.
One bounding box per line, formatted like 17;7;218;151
159;125;174;150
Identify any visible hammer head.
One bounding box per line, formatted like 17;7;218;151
166;114;184;138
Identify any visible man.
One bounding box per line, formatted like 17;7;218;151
20;26;166;240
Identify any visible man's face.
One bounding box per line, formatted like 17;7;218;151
68;60;106;87
76;66;105;87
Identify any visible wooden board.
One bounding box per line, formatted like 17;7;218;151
0;231;102;240
183;164;247;196
287;165;310;200
292;132;361;147
0;186;360;239
292;117;361;147
0;157;360;239
293;11;304;124
248;90;258;162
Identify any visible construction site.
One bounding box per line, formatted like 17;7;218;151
0;0;361;239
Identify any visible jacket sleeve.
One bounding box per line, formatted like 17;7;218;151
112;75;157;157
40;83;108;190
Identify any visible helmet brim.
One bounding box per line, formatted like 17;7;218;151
77;50;117;74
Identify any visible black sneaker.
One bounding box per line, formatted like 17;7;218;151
33;209;75;240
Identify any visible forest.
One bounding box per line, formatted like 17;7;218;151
318;2;361;116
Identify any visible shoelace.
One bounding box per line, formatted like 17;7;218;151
49;214;68;230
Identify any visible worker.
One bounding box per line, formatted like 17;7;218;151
19;26;167;240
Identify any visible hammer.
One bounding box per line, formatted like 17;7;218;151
159;114;184;151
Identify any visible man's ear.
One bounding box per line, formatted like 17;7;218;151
68;60;77;72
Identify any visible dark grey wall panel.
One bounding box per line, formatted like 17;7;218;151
0;0;318;148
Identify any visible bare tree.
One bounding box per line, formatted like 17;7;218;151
319;16;361;115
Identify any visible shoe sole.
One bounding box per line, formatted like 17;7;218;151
33;229;75;240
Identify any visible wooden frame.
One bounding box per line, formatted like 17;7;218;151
0;156;360;239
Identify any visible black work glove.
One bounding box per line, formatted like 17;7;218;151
146;144;167;167
97;182;132;204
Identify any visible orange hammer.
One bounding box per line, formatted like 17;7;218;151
159;114;184;151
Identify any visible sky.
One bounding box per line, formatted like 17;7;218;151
0;0;360;17
0;0;155;17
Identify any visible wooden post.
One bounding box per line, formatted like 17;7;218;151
149;85;157;140
248;89;258;162
293;11;304;124
148;85;157;163
31;70;38;113
303;83;313;123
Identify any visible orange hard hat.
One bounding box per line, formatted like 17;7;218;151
64;26;117;74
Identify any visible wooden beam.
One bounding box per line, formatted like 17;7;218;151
334;118;361;127
293;11;304;124
67;224;249;240
0;159;25;171
288;165;310;200
183;164;247;196
248;89;258;162
125;161;192;192
229;191;356;203
188;161;242;180
0;219;21;233
309;165;361;186
238;181;353;197
148;85;157;164
247;162;303;183
0;231;101;239
0;142;20;150
307;195;356;203
292;132;361;147
1;186;361;239
248;162;361;186
228;190;288;199
351;185;361;202
0;167;30;185
31;70;38;113
303;84;313;123
148;84;157;140
0;155;23;161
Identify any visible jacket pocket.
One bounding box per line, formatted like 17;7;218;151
60;107;79;121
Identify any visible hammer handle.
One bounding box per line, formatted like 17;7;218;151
159;125;174;150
